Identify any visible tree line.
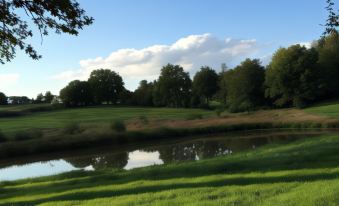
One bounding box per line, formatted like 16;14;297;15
1;32;338;112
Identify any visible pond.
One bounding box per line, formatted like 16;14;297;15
0;130;333;181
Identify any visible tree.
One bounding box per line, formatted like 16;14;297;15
133;80;154;106
88;69;124;104
35;93;44;103
0;0;93;64
218;69;233;105
322;0;339;36
226;59;265;112
0;92;7;105
316;31;339;98
59;80;93;107
44;91;54;103
153;64;192;107
192;66;218;105
265;45;320;108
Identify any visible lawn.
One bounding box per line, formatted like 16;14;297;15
0;106;215;132
1;133;339;206
305;101;339;119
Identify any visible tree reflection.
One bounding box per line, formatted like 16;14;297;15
65;152;129;170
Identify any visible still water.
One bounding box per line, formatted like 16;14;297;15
0;130;329;181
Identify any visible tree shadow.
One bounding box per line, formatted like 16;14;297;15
1;170;339;206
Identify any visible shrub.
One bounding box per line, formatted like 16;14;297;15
139;116;149;124
13;129;43;141
186;113;203;120
0;130;6;143
215;108;224;117
63;123;82;135
111;120;126;132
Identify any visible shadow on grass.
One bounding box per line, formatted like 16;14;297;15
1;170;339;206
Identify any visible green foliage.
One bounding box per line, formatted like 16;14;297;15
88;69;125;104
133;80;154;106
0;92;7;105
0;0;93;64
60;80;93;107
317;31;339;98
226;59;265;112
265;45;320;108
63;122;82;135
44;91;54;103
111;120;126;132
13;128;43;141
153;64;192;107
192;66;219;105
35;93;44;104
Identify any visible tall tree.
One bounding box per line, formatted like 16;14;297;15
153;64;192;107
44;91;54;103
0;0;93;64
0;92;7;105
316;31;339;98
322;0;339;36
35;93;44;103
60;80;93;107
133;80;154;106
88;69;124;104
265;45;320;108
226;59;265;112
192;66;218;105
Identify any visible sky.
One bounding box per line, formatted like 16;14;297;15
0;0;333;98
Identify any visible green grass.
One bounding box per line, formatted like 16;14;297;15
0;106;214;132
1;133;339;205
0;104;52;112
305;101;339;119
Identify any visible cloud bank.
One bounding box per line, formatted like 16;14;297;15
53;33;261;90
0;73;20;89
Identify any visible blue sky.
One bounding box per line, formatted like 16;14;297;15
0;0;331;97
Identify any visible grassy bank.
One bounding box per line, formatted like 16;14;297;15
1;104;339;158
1;133;339;205
0;106;215;133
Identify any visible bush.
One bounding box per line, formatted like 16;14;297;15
0;130;6;143
139;116;149;124
63;123;82;135
13;129;43;141
215;108;224;117
186;113;203;120
111;120;126;132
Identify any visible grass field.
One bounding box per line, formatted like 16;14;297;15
1;133;339;206
305;101;339;119
0;106;215;132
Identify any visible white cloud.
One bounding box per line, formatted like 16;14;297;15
53;33;261;90
298;42;312;49
0;73;20;88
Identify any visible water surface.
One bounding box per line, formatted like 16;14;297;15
0;130;331;181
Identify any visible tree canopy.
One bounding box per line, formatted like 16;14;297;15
192;66;218;105
88;69;125;104
0;0;93;64
0;92;7;105
265;45;320;108
226;59;265;112
153;64;192;107
60;80;92;106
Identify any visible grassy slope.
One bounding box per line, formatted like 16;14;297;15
305;101;339;119
0;106;214;132
1;133;339;206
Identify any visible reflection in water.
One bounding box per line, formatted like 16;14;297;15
0;132;326;181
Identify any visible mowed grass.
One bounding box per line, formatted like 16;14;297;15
305;101;339;119
1;134;339;206
0;106;214;132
